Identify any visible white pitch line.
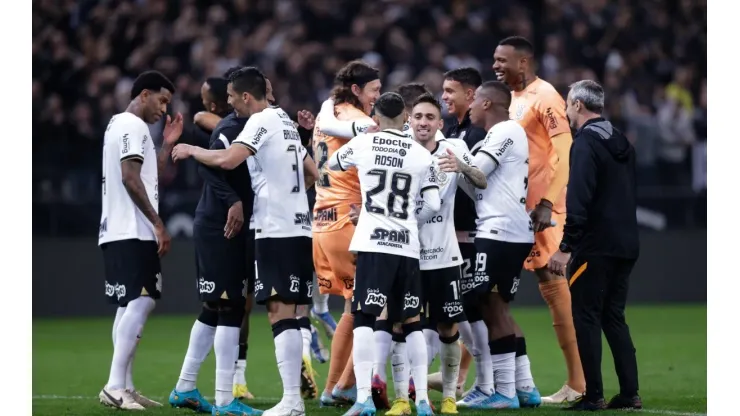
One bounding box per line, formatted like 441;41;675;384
30;395;707;416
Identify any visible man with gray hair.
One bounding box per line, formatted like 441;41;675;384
548;80;641;411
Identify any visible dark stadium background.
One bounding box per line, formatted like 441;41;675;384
32;0;707;317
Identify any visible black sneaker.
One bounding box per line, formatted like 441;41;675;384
564;396;607;411
607;394;643;409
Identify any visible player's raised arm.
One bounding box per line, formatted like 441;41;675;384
327;139;359;171
416;161;442;223
317;98;378;138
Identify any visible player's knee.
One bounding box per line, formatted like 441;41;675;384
271;317;300;338
353;311;376;329
374;319;393;334
297;316;311;330
218;299;246;327
465;304;483;323
296;304;309;317
437;322;458;339
198;304;219;327
402;321;423;337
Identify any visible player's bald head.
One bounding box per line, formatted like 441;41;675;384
478;81;512;109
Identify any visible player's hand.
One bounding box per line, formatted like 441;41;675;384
154;222;171;257
225;201;244;239
548;250;571;277
171;144;193;162
349;203;360;226
297;110;316;130
530;200;553;233
163;113;184;145
438;148;462;173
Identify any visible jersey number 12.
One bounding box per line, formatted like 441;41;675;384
365;169;411;220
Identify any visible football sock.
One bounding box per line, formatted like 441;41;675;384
459;343;472;387
390;339;409;399
353;326;375;403
273;319;302;403
439;332;461;399
313;291;330;314
325;313;353;393
373;325;393;382
107;296;155;390
515;337;536;391
233;359;247;386
405;327;429;405
539;280;585;392
298;317;312;359
176;320;216;392
457;320;479;387
214;326;240;406
490;335;517;398
423;328;440;366
471;320;494;395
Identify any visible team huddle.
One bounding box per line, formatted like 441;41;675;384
97;36;588;416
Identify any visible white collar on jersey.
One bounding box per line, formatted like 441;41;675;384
381;128;410;138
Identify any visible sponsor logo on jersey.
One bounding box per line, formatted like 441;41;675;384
252;127;268;146
425;215;444;224
314;207;338;225
371;145;408;157
420;246;444;261
254;277;265;293
372;137;412;149
442;301;464;317
495;138;514;157
105;281;115;297
115;284;127;300
370;227;410;249
403;292;420;309
294;211;312;228
121;134;130;154
545;107;559;130
364;288;387;307
341;148;354;160
199;278;215;294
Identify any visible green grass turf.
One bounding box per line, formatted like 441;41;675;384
32;305;706;416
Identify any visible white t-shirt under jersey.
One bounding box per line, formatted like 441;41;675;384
473;120;534;243
99;112;158;245
418;139;474;270
234;106;312;239
328;129;440;259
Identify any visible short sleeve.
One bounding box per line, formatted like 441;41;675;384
328;138;359;171
478;126;514;166
235;112;270;153
119;125;146;162
352;118;377;136
536;92;571;139
300;144;308;160
420;158;440;193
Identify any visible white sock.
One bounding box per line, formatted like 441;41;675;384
440;337;461;399
233;359;247;386
176;320;217;392
405;330;429;404
107;297;155;390
515;354;535;391
111;307;138;390
390;341;409;399
300;327;312;359
112;307;126;344
313;283;330;314
275;328;302;403
423;328;439;366
457;320;478;387
353;326;375;403
492;352;516;398
214;326;240;406
471;321;493;395
373;329;392;382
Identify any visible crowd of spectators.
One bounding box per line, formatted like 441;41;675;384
32;0;707;233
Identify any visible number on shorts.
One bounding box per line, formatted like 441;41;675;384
286;144;300;193
475;252;487;273
365;169;412;219
450;280;460;300
316;141;331;187
462;259;473;278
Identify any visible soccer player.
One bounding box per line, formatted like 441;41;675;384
439;67;491;407
395;93;486;415
312;60;381;407
98;70;181;410
327;92;440;416
463;80;537;409
493;36;583;404
172;67;319;416
167;75;261;415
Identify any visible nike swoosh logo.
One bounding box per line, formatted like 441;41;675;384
103;390;123;408
448;311;463;317
447;364;458;368
392;363;403;367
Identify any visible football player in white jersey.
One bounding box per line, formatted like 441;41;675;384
455;80;538;409
172;67;319;416
98;70;182;410
327;92;441;416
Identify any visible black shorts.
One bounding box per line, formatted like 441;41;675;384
421;266;466;325
458;241;487;302
194;226;256;302
473;238;531;302
254;237;313;305
352;252;422;322
101;239;162;307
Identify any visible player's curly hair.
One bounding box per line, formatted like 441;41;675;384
331;60;380;111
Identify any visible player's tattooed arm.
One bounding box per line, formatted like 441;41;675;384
121;160;164;229
437;148;487;189
457;161;487;189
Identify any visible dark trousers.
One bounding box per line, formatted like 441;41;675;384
569;255;639;401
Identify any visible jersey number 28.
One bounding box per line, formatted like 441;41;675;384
365;169;411;220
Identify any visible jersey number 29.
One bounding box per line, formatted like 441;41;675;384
365;169;411;220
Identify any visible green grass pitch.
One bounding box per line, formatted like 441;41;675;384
32;305;706;416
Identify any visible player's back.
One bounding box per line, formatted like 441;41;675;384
235;106;311;239
510;77;570;211
99;112;158;245
312;103;370;232
337;129;438;259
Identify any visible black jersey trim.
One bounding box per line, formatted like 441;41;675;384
478;149;499;167
235;141;258;154
120;154;144;163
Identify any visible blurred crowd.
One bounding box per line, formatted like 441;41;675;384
32;0;707;233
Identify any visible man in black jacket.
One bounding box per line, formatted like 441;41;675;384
547;80;642;411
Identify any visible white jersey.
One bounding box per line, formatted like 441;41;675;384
99;112;158;245
473;120;534;243
418;139;474;270
235;106;312;239
328;129;440;259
